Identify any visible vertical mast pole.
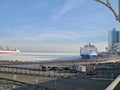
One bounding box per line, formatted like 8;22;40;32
118;0;120;22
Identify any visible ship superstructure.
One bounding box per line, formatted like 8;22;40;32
80;43;98;59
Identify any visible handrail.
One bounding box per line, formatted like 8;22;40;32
105;75;120;90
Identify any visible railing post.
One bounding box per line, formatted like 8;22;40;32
105;75;120;90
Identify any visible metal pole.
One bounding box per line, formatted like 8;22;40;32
118;0;120;22
54;77;56;89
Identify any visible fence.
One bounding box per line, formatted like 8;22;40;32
0;66;76;78
0;66;120;80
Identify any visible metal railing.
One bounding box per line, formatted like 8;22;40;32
105;75;120;90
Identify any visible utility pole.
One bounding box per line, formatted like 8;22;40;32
95;0;120;22
118;0;120;22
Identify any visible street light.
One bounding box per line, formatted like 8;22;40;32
95;0;120;22
118;0;120;22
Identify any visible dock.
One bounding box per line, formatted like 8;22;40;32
0;56;119;90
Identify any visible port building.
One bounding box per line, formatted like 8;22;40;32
108;28;120;53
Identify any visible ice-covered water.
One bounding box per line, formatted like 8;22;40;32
0;52;81;62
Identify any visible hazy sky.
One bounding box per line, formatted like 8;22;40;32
0;0;119;53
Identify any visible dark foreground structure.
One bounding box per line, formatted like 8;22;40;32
16;78;111;90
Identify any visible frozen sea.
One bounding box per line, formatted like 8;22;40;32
0;52;81;62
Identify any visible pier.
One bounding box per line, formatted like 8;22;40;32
0;73;56;90
0;72;112;90
0;57;119;90
0;56;119;79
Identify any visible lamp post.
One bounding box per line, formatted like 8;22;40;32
54;77;57;90
95;0;120;22
118;0;120;22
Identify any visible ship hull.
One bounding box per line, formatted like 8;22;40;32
80;54;97;59
0;51;20;54
0;49;20;54
80;54;90;59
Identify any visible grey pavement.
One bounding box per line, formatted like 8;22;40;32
16;77;111;90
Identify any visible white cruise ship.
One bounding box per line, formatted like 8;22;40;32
80;43;98;59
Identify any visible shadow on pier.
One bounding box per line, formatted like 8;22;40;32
16;77;111;90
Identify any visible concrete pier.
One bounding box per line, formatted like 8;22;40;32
0;73;112;90
0;56;119;90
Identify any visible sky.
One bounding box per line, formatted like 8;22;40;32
0;0;120;53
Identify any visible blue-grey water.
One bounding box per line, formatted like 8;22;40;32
0;52;81;62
